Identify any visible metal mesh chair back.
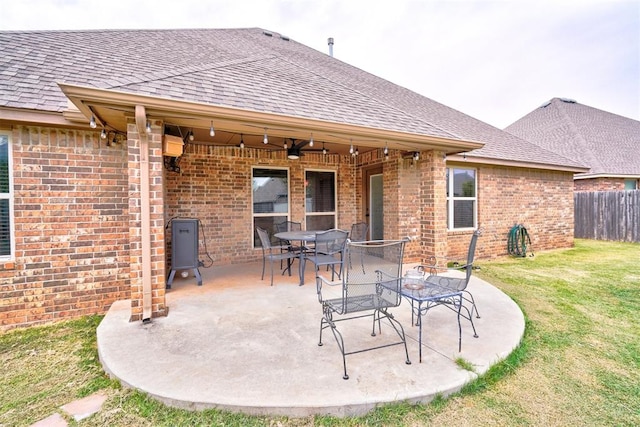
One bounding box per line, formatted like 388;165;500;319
275;221;302;233
314;229;348;257
275;220;303;248
463;229;481;283
349;222;369;242
256;226;273;251
336;239;407;314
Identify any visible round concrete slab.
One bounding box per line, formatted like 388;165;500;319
97;263;524;417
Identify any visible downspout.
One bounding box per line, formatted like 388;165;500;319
135;105;153;322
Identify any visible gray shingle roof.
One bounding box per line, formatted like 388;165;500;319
0;28;581;169
505;98;640;176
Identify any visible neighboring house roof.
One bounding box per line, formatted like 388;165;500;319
504;97;640;178
0;28;582;170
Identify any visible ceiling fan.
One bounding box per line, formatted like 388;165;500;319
284;138;327;159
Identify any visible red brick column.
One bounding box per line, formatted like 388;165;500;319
419;150;447;263
127;120;167;322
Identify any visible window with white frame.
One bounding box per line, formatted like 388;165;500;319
252;167;290;247
0;133;12;259
446;167;477;230
305;170;336;230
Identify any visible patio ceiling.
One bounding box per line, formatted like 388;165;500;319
59;83;484;157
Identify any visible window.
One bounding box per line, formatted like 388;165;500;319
446;167;477;230
305;170;336;230
252;167;289;247
0;133;12;259
624;179;638;190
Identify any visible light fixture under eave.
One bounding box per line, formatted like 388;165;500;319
263;129;268;144
239;134;245;149
413;152;420;161
322;142;327;155
287;151;300;160
100;128;107;139
188;130;195;142
89;115;96;129
309;133;314;147
209;121;215;137
145;120;152;134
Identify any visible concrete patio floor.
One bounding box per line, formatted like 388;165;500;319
97;261;525;418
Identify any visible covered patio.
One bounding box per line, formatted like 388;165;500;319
97;262;524;418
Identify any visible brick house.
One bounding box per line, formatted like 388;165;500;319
505;97;640;191
0;28;586;329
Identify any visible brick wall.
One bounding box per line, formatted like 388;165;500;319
163;145;357;266
0;126;130;330
574;177;630;191
1;126;578;330
127;121;167;322
446;163;575;261
395;155;425;261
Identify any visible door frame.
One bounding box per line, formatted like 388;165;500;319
363;165;383;240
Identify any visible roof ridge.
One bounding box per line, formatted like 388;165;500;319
0;27;264;35
553;98;602;172
89;53;276;89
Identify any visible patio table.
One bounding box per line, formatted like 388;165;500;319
397;277;465;362
274;230;318;286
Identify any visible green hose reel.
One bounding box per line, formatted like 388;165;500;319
508;224;534;257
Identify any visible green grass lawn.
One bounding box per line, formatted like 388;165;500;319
1;239;638;426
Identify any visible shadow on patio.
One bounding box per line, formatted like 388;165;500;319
97;261;524;418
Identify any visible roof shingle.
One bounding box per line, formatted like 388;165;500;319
505;98;640;176
0;28;582;169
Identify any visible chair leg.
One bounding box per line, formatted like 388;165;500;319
463;290;481;318
261;257;266;281
270;258;274;286
300;257;307;286
330;320;349;380
319;312;349;379
459;303;479;339
456;296;463;352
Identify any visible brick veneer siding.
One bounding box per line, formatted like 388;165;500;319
162;145;455;268
574;177;634;191
0;126;130;330
163;144;358;267
0;122;578;329
446;163;575;261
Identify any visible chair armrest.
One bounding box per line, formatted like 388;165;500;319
317;274;342;287
417;257;468;276
316;273;342;303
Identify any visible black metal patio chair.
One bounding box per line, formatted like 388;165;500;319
417;229;482;319
275;220;304;273
349;222;369;242
316;238;411;379
303;229;349;282
256;226;298;286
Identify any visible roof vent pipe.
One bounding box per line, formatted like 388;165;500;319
328;37;334;57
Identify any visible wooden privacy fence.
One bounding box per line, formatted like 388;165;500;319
574;190;639;242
